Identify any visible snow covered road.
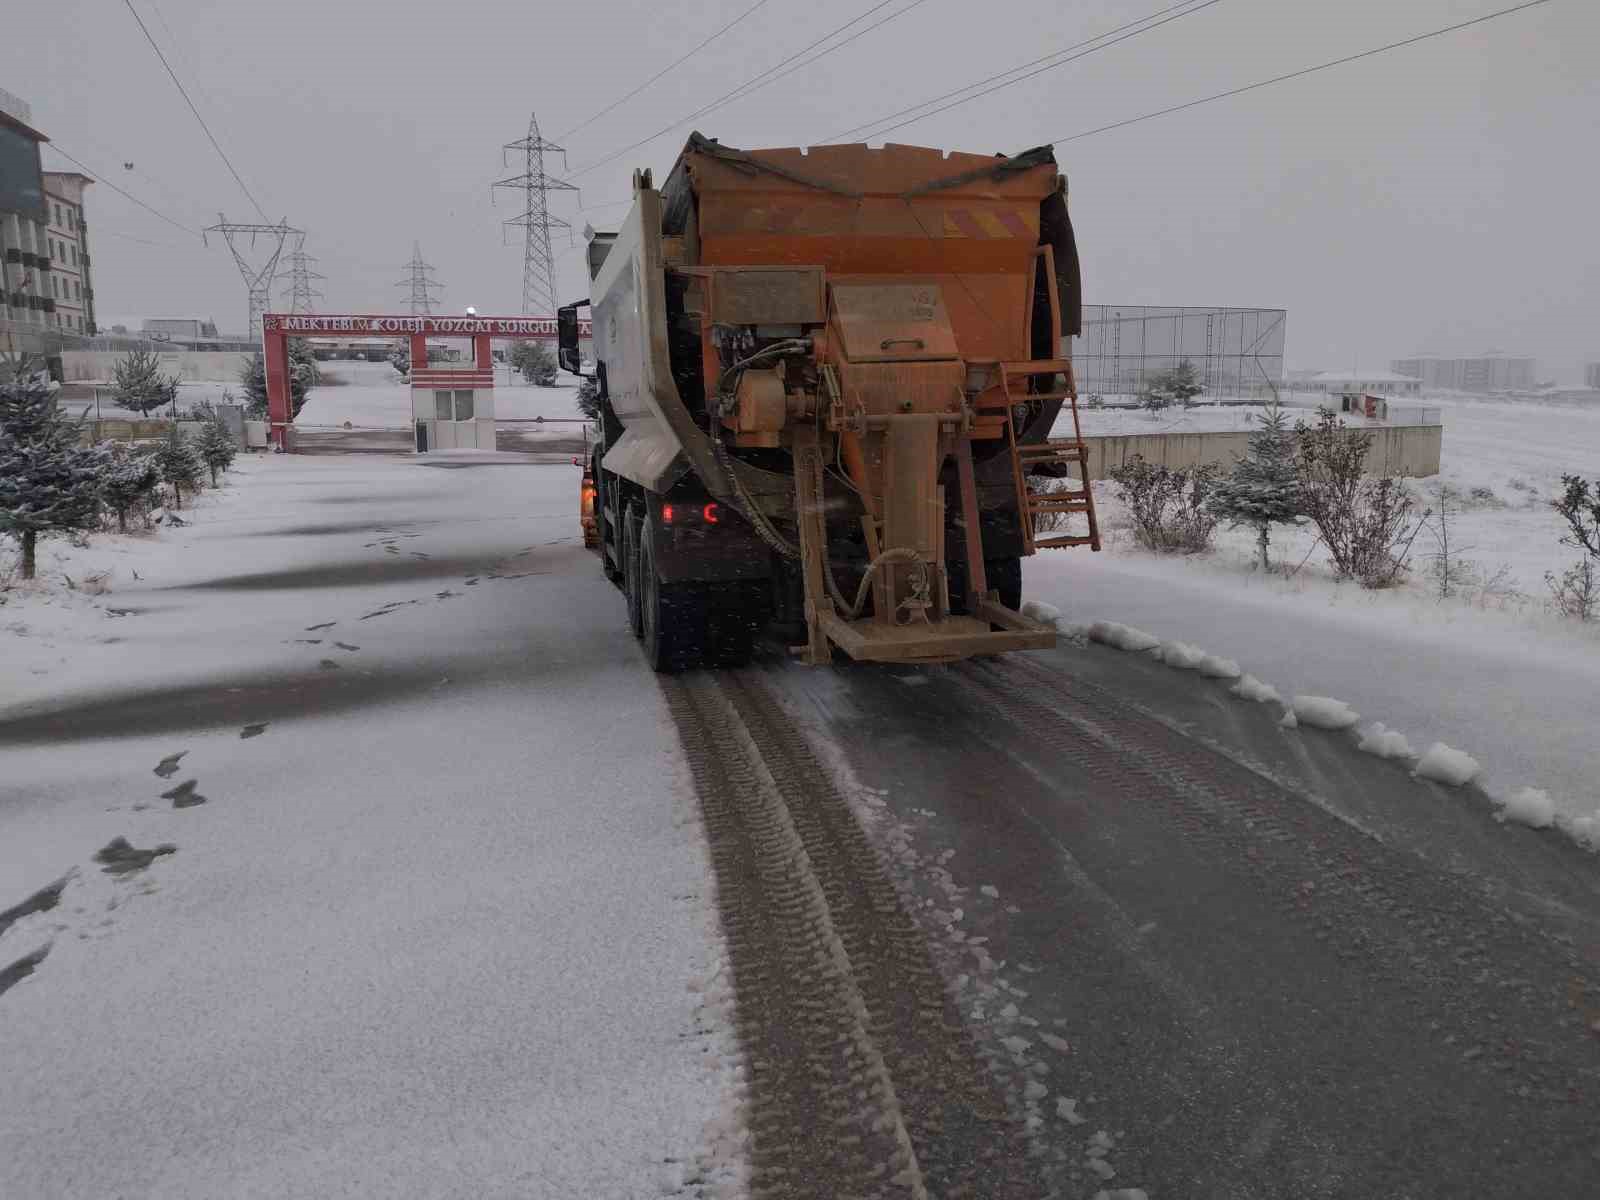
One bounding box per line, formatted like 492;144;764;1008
771;647;1600;1198
0;455;741;1198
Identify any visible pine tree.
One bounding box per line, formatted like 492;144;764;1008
575;375;601;422
155;426;204;508
239;352;268;418
1169;358;1204;407
101;451;162;532
1141;359;1204;415
195;416;237;486
238;339;319;421
112;348;181;416
1208;402;1303;569
511;340;558;386
0;374;110;579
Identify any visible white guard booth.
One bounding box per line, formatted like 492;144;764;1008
411;365;496;452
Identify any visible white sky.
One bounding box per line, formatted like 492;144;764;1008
11;0;1598;378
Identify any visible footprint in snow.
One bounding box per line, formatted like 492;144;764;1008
0;875;71;940
153;751;188;779
305;622;336;631
333;642;360;652
93;837;176;875
159;779;207;809
464;577;480;586
240;723;269;739
318;658;341;671
288;638;322;645
0;944;51;999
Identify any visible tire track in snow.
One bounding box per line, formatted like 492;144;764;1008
664;672;1043;1199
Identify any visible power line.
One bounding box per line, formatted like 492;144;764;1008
96;229;193;250
1054;0;1556;145
121;0;269;221
558;0;779;141
822;0;1223;144
43;144;199;237
568;0;929;180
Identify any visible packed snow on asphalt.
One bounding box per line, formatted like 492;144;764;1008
0;452;744;1198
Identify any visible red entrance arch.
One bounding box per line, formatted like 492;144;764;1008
260;312;591;451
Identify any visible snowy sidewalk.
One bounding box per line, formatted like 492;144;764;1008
0;455;741;1198
1028;547;1600;822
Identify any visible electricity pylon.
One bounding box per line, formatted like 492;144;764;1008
280;233;326;313
203;214;299;337
394;241;443;316
492;112;577;316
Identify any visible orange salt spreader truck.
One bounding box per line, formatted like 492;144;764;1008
559;133;1100;671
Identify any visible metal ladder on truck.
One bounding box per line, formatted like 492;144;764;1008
990;358;1102;553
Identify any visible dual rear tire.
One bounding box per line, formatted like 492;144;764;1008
622;509;754;672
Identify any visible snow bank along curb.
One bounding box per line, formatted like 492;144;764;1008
1074;611;1597;855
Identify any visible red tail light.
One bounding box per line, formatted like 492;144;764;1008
661;504;674;524
703;503;720;524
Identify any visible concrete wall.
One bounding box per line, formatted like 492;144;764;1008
76;417;249;448
61;350;253;382
1080;423;1441;480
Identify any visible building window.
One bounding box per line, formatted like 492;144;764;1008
70;245;77;265
73;279;80;299
51;276;58;298
434;390;453;420
454;390;474;421
53;203;61;225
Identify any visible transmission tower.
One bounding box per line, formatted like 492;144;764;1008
203;214;299;337
280;233;326;313
393;241;443;315
492;112;577;316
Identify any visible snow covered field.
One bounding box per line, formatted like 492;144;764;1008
296;359;589;430
0;455;743;1197
1028;390;1600;826
62;358;591;432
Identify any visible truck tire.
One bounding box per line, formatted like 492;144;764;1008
597;471;623;585
623;509;644;639
640;515;704;672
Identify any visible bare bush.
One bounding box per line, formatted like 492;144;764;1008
1030;476;1085;535
1108;457;1219;553
1295;410;1428;588
1547;558;1597;621
1546;475;1600;621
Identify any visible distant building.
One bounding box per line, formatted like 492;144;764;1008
1585;362;1600;390
42;171;95;336
1300;370;1422;397
143;318;220;341
1391;354;1535;392
0;93;56;356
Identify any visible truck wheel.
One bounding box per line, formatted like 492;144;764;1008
623;509;644;638
640;516;704;672
598;472;623;584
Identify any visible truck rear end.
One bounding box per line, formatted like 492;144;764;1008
561;133;1099;671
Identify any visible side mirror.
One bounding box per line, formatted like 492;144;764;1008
557;302;586;375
